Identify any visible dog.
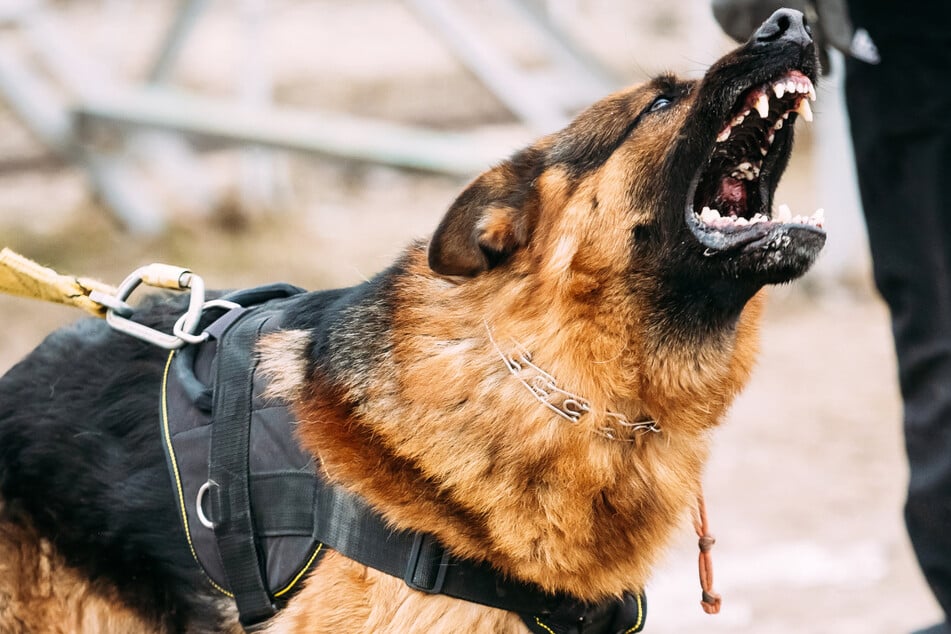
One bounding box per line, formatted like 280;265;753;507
0;9;822;634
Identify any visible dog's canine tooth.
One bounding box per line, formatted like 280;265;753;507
776;203;793;222
754;92;770;119
795;98;813;122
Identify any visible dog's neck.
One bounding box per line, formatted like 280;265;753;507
271;246;764;602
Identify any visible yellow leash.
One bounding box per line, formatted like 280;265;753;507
0;248;210;350
0;248;117;318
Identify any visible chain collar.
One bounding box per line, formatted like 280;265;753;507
485;323;660;441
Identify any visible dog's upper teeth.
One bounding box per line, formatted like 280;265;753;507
716;126;732;142
773;83;786;99
732;113;746;127
808;83;817;102
731;161;759;181
795;98;813;122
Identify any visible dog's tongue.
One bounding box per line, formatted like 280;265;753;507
717;176;747;217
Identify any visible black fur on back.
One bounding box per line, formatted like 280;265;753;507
0;294;223;630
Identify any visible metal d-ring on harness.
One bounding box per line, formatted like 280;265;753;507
90;263;239;349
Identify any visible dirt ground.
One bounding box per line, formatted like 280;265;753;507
0;1;944;632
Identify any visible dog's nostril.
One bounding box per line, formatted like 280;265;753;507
753;9;812;47
756;15;788;42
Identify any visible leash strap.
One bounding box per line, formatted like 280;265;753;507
0;248;116;317
209;310;276;626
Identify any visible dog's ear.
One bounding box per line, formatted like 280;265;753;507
428;159;536;277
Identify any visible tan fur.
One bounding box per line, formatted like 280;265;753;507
257;329;312;401
0;516;160;634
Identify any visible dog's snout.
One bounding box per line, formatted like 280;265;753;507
753;9;812;48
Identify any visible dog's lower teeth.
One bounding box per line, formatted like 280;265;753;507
776;203;793;222
771;204;825;228
700;206;721;224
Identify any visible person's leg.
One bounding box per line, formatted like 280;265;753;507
845;19;951;623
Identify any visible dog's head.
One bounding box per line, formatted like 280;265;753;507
428;9;823;323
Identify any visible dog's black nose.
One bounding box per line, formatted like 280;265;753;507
753;9;812;48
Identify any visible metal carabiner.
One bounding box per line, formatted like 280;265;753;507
101;264;206;349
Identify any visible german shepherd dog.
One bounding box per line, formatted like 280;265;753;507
0;10;822;633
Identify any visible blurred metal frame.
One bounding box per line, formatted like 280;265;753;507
0;0;618;233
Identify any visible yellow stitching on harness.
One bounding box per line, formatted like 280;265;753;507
0;248;116;317
623;593;644;633
161;350;234;598
273;542;323;597
533;616;557;634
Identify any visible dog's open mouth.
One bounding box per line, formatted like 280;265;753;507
686;69;824;253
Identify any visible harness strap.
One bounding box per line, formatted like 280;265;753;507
209;311;275;626
313;482;576;617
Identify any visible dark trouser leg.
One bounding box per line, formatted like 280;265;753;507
846;38;951;621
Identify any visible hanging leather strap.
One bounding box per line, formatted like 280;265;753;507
695;494;722;614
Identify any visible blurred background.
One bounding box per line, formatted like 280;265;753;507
0;0;940;631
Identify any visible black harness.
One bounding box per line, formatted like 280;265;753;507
160;285;647;633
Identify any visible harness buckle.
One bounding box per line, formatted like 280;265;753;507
404;534;450;594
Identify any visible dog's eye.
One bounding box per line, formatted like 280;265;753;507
649;97;672;113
